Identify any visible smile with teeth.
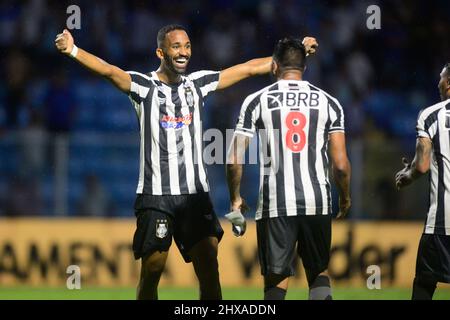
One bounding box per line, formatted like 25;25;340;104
174;57;188;66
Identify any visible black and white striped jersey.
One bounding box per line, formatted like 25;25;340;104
127;70;220;195
235;80;345;220
416;98;450;235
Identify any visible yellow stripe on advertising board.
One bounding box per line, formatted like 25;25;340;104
0;219;422;288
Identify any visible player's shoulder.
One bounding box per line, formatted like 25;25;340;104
307;82;341;106
187;70;219;81
242;82;279;106
126;71;155;87
417;99;449;121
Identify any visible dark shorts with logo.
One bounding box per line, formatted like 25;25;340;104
256;214;332;285
415;233;450;283
132;192;224;263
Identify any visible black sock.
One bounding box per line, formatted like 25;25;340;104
309;275;332;300
264;286;287;300
412;277;436;300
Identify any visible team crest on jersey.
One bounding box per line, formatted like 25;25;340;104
157;89;166;105
156;219;168;239
184;86;195;107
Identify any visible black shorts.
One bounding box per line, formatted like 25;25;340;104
256;215;331;285
415;233;450;283
132;192;224;263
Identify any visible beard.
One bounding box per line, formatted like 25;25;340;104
164;54;188;75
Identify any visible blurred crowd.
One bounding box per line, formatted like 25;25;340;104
0;0;448;218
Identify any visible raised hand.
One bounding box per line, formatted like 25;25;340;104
55;29;74;55
302;37;318;56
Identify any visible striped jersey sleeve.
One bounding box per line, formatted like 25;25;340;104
416;107;440;139
235;92;261;138
188;70;220;98
126;71;152;116
328;97;345;133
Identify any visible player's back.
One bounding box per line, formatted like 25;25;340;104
235;79;345;219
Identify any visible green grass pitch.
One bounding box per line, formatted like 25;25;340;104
0;287;449;300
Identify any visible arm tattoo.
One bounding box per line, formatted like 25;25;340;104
416;139;425;165
410;138;432;180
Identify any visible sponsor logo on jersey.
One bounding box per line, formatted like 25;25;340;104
160;113;193;130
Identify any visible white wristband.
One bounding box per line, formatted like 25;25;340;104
70;45;78;58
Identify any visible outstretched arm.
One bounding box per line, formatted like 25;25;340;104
395;137;432;189
55;29;131;93
329;132;351;219
217;36;318;90
217;57;272;90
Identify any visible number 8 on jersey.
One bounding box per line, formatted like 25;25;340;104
285;111;307;152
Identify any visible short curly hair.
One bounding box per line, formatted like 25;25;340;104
157;24;188;49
